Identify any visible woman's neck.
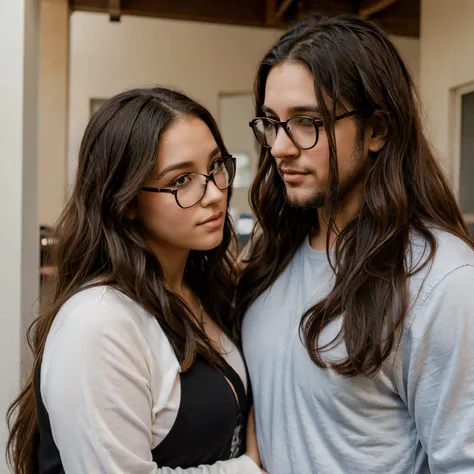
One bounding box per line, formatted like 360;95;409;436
148;240;190;296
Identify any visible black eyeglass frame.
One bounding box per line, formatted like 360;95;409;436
141;155;236;209
249;110;357;150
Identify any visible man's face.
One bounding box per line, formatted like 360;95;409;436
263;61;370;209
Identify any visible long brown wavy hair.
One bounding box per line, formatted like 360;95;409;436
235;14;474;377
7;87;236;474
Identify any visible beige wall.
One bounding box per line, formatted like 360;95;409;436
67;12;283;184
39;0;69;226
420;0;474;179
219;93;256;217
391;35;420;88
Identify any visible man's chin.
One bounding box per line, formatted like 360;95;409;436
285;189;325;209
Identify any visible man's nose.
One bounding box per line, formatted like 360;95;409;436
270;126;300;160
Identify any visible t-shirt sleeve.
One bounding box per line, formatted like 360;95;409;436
403;264;474;472
41;297;260;474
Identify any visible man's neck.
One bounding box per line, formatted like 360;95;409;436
310;193;363;251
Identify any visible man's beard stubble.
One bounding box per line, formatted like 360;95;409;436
283;147;368;211
285;187;325;209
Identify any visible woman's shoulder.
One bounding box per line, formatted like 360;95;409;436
53;285;154;335
46;285;179;374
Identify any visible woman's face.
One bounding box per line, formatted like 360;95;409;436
135;116;230;257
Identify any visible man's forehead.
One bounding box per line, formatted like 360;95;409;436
262;104;321;116
264;63;319;114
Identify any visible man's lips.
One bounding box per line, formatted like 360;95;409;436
280;168;310;183
280;168;310;175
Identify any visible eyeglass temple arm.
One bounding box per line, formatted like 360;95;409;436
141;187;176;194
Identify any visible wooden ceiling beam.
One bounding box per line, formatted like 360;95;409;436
69;0;419;37
266;0;277;24
70;0;268;28
368;0;420;37
274;0;294;22
358;0;398;18
266;0;296;26
108;0;121;21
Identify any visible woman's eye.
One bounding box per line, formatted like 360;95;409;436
171;174;192;188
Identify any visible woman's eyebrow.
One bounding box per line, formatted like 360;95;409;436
156;161;194;180
156;146;221;180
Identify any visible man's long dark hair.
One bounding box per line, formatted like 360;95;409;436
235;14;474;377
7;87;236;474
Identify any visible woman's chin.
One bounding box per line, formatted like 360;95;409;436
191;231;224;252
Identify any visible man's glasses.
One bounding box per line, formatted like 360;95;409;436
249;111;356;150
141;156;236;209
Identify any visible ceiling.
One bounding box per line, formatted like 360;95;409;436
69;0;420;37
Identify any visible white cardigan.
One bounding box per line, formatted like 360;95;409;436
41;286;259;474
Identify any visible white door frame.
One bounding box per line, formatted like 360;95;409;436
451;82;474;225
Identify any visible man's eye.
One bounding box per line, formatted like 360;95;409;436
294;117;315;127
210;159;224;172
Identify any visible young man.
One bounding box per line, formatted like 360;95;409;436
236;14;474;474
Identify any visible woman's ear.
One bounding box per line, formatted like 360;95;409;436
127;200;137;220
366;111;387;153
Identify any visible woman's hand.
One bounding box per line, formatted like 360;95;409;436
245;406;268;473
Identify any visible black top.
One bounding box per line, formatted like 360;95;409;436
35;353;250;473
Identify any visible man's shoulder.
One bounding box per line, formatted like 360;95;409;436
433;229;474;264
409;228;474;274
407;228;474;317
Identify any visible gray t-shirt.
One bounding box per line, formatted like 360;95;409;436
242;229;474;473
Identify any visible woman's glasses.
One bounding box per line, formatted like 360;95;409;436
141;156;236;209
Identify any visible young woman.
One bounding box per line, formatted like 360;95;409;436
7;87;263;474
